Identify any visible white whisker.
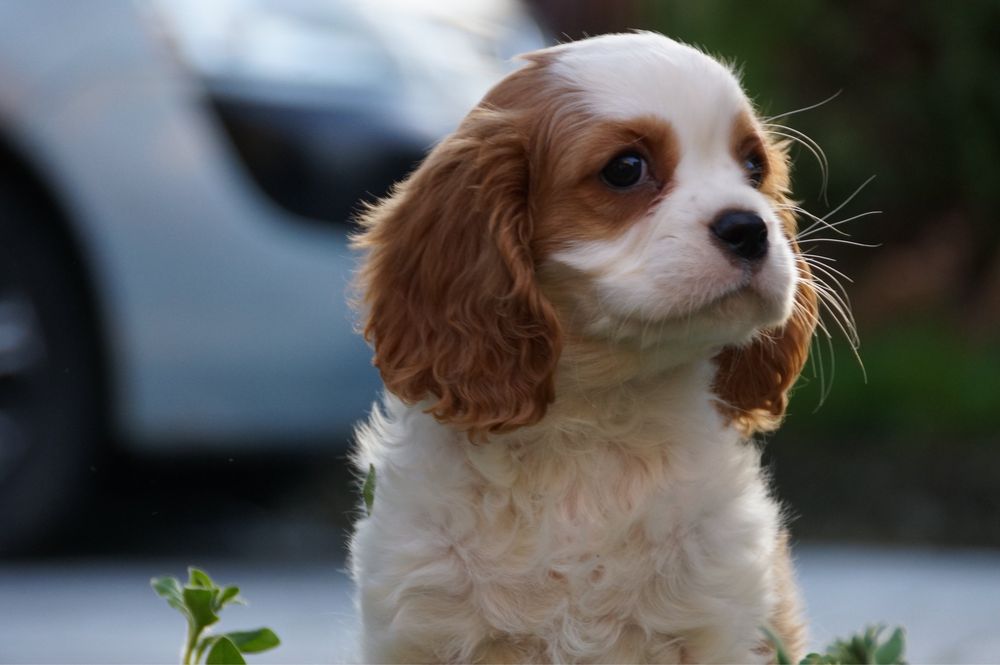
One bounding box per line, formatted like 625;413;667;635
764;90;842;123
799;237;881;249
804;256;855;285
763;124;831;199
779;203;852;238
765;129;830;198
798;210;883;240
810;281;861;354
819;175;876;222
815;333;837;408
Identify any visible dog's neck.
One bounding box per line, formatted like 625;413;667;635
485;338;732;461
465;345;739;507
552;331;724;414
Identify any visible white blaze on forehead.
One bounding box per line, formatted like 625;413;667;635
546;33;750;151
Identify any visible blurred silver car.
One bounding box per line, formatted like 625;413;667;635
0;0;544;551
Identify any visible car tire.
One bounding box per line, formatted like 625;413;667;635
0;185;104;556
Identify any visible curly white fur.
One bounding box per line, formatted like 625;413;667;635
353;362;786;663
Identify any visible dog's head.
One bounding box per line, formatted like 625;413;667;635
354;32;818;439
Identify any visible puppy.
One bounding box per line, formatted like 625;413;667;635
350;32;817;664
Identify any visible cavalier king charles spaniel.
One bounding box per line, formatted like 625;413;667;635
349;32;818;664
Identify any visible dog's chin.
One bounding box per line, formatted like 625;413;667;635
554;267;797;364
676;288;777;347
629;280;796;356
710;279;795;330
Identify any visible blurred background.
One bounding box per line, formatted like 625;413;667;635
1;0;997;662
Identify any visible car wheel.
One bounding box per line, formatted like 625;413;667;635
0;187;104;555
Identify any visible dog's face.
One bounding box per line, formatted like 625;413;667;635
355;33;818;437
525;34;800;359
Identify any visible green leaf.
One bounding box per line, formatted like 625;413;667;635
205;636;246;665
362;464;376;515
224;628;281;654
195;635;220;664
760;626;791;665
188;567;216;589
183;587;220;629
874;627;905;665
217;585;243;610
151;576;187;614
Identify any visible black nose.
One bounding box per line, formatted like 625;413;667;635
710;211;768;261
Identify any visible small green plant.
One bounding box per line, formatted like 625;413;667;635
151;567;280;665
362;463;376;515
765;624;906;665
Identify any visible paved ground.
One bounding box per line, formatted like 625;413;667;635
799;546;1000;663
1;545;998;663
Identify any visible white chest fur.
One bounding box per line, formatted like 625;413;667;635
350;364;782;663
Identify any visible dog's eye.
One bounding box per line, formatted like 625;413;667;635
601;152;647;189
743;152;765;188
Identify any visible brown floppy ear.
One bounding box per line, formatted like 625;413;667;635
714;137;819;435
352;108;561;439
714;256;818;435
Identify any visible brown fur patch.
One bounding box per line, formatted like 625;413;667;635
731;109;771;186
534;115;680;254
352;60;563;439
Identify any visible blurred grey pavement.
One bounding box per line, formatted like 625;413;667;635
1;546;999;664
